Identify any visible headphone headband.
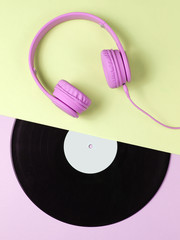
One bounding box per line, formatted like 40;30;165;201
29;12;127;100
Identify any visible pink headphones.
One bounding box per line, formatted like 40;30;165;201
29;12;180;129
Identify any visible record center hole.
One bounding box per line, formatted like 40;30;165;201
88;144;93;149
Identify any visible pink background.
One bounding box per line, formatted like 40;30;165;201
0;115;180;240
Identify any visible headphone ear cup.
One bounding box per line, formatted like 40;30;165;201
101;50;118;88
122;51;131;82
52;80;91;117
101;49;131;88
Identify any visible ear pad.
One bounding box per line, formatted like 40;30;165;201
101;49;131;88
52;80;91;118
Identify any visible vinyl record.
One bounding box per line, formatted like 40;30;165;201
11;119;170;227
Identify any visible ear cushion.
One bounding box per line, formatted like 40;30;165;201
101;50;117;88
101;49;131;88
52;80;91;117
52;96;79;118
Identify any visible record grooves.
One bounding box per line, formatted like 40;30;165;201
11;119;170;227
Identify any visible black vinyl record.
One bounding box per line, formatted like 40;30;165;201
11;119;170;227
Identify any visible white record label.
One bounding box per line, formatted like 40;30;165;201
64;131;118;174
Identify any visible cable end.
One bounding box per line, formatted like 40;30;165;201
123;84;130;98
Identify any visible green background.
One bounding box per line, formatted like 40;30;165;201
1;0;180;154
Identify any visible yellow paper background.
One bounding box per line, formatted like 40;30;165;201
1;0;180;154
